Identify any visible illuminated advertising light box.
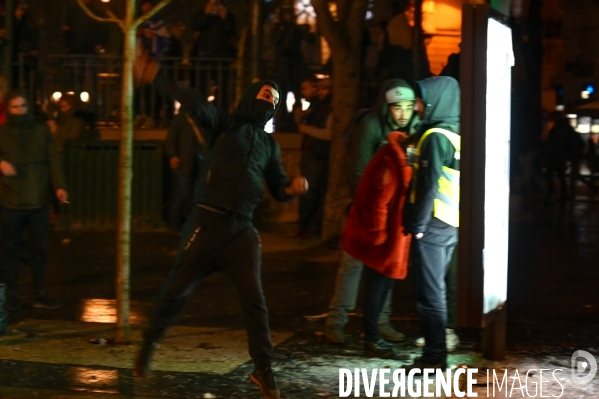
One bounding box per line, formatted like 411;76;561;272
458;4;514;360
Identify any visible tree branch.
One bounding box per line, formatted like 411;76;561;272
75;0;124;29
312;0;342;51
132;0;172;30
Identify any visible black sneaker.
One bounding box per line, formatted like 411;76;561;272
364;338;411;360
32;293;63;310
134;341;159;377
249;365;281;399
324;323;345;344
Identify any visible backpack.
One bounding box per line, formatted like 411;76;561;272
342;108;371;149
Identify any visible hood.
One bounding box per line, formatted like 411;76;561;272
234;80;281;128
415;76;460;134
373;79;417;135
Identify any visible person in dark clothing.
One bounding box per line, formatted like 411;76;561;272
133;56;308;399
12;3;39;89
324;79;419;346
545;115;596;201
192;0;237;58
270;7;313;131
191;0;237;110
295;78;332;239
164;111;205;232
63;0;109;55
403;76;461;371
63;0;110;100
0;90;68;312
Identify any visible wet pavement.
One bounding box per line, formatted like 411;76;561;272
0;193;598;398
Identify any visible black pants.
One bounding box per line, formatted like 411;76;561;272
298;156;328;234
363;266;395;343
411;232;458;365
0;206;49;297
144;206;274;367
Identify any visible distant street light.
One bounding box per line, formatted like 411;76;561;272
80;92;90;102
52;92;62;102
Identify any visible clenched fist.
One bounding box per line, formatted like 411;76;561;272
285;176;309;196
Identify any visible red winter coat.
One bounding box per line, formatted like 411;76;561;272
341;131;412;279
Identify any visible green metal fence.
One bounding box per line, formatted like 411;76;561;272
60;140;165;229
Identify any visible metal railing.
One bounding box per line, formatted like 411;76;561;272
16;54;387;127
17;54;238;126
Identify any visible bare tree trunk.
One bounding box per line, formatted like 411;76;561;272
321;51;361;241
76;0;171;344
115;19;136;344
312;0;370;242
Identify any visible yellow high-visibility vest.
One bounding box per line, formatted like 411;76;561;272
409;128;460;227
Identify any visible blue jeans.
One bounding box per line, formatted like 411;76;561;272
327;251;393;327
411;232;458;365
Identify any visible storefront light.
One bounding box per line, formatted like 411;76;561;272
591;120;599;134
52;92;62;102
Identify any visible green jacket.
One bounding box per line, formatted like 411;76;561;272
0;116;66;209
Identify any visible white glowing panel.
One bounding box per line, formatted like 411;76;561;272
483;18;513;314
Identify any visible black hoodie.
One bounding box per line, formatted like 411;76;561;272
405;76;460;236
158;74;293;219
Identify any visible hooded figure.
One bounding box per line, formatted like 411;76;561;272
405;76;460;236
133;66;307;399
402;76;461;372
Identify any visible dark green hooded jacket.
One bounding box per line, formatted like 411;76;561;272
159;74;293;219
346;79;419;194
404;76;460;236
0;93;66;210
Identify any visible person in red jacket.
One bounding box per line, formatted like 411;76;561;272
341;131;412;359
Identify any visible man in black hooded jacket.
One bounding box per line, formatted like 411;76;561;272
403;76;460;371
133;58;307;399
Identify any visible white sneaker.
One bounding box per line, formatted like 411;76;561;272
414;328;460;352
446;328;460;352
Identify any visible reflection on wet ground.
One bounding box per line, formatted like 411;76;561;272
80;299;146;325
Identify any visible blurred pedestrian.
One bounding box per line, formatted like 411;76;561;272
295;78;332;239
133;54;308;399
0;89;68;312
12;2;39;89
136;1;171;128
52;94;86;151
164;111;206;232
191;0;237;109
270;7;313;131
403;76;461;372
324;79;419;345
63;0;110;97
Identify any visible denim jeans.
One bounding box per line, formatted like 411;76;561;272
411;232;458;365
327;251;393;327
363;267;395;342
0;206;49;297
